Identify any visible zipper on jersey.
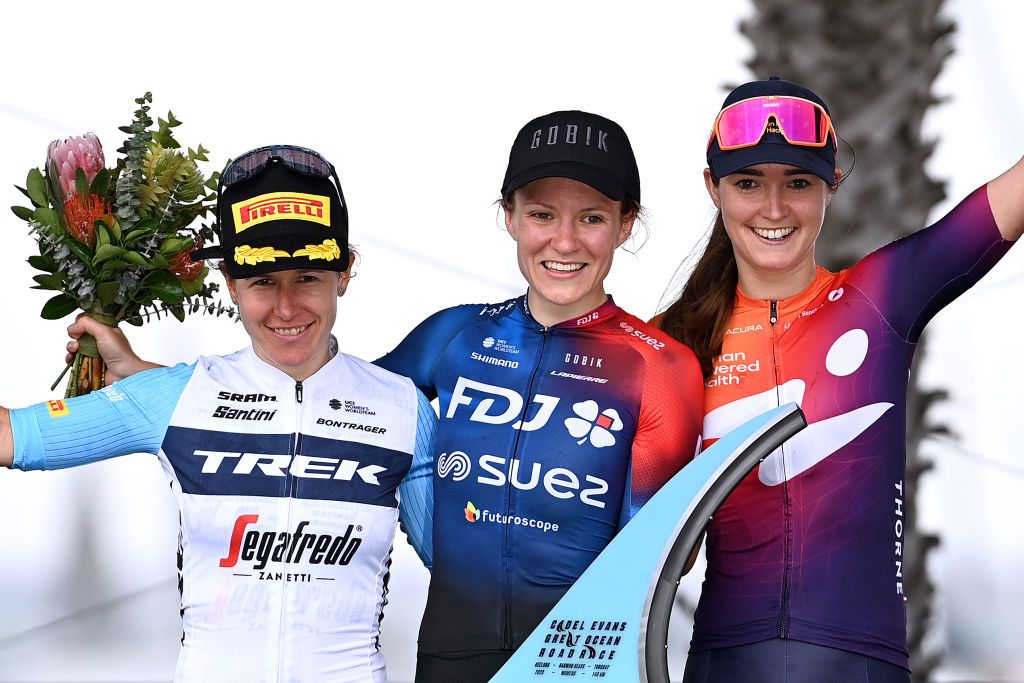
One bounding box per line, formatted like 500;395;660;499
500;325;551;649
769;300;793;638
276;379;305;681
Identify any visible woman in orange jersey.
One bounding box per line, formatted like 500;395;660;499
655;76;1023;682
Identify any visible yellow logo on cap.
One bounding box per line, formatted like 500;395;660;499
232;192;331;233
234;245;292;266
46;400;69;418
293;239;342;262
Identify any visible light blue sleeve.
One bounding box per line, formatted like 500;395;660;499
10;363;196;471
398;388;436;569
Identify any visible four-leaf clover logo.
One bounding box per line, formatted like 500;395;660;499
564;400;623;448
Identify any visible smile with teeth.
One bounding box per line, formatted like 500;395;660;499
753;226;796;241
270;323;311;337
543;261;585;272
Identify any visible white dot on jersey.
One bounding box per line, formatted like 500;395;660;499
825;329;869;376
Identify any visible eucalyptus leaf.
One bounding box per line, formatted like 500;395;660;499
27;168;48;207
40;293;78;320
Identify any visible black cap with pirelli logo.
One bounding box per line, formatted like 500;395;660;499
192;145;349;278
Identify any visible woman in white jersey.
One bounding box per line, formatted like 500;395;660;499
0;145;437;682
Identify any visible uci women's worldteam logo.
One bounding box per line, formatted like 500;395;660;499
231;192;331;233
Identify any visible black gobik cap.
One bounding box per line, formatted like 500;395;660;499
501;110;640;203
193;152;349;279
707;76;837;186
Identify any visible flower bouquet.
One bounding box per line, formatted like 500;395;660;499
11;93;225;397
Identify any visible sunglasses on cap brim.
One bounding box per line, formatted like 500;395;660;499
193;145;348;263
217;144;348;213
708;96;837;151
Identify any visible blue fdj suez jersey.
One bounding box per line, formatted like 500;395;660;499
10;347;436;683
379;295;704;655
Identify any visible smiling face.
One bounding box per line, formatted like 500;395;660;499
707;163;838;299
504;177;635;326
225;261;353;381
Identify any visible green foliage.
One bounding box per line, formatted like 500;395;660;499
10;92;231;327
40;293;77;320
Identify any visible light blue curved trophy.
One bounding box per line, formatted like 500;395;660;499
491;403;805;683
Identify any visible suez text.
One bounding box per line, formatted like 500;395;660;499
193;450;385;485
475;453;608;508
441;377;611;508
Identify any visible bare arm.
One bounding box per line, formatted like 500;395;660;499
987;154;1024;241
66;316;162;384
1;408;12;468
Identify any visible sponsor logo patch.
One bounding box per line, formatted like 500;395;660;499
46;399;69;418
232;192;330;232
218;515;363;582
564;400;623;448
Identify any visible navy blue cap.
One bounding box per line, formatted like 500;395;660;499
502;110;640;203
707;77;837;185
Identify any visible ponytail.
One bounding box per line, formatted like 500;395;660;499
659;211;737;380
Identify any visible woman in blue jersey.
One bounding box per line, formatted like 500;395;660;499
65;112;707;682
1;145;437;683
655;77;1023;682
377;110;705;682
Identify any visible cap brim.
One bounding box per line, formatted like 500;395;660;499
190;245;223;262
502;161;626;201
710;143;835;186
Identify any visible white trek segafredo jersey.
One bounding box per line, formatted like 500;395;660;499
11;346;436;683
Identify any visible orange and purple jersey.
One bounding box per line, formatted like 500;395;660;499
687;186;1013;668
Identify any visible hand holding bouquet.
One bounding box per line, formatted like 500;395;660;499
11;93;225;396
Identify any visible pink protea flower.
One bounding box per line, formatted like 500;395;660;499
47;133;105;200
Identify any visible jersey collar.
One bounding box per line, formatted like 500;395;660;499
520;292;621;330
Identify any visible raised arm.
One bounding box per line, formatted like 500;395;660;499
66;315;162;384
987;154;1024;241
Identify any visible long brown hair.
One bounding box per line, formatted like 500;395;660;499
658;209;737;380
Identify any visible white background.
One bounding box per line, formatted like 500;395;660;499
0;1;1022;680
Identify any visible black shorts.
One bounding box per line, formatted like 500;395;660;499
415;649;514;683
683;638;911;683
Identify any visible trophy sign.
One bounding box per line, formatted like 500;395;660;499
491;403;806;682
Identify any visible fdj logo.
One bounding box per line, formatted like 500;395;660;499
446;377;558;431
565;400;623;448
